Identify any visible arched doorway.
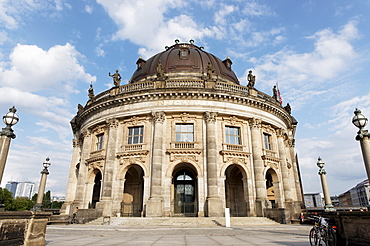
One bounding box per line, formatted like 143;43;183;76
266;168;278;208
173;164;197;217
91;170;102;208
122;165;144;217
225;165;247;216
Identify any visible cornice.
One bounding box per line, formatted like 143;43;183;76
76;87;293;129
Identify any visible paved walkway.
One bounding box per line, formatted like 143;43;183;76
46;224;312;245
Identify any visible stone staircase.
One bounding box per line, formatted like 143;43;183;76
88;217;279;227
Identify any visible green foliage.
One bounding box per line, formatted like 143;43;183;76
51;201;64;209
42;190;52;209
0;188;15;210
13;197;34;211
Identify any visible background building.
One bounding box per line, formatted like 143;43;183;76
5;181;35;199
338;179;369;207
61;41;304;222
304;193;324;208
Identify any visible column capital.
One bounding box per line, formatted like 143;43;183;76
106;117;119;128
152;111;165;123
0;126;16;139
81;128;91;137
356;129;370;141
249;118;261;129
72;138;80;147
276;128;286;138
204;111;217;124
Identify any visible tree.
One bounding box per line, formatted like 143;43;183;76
0;188;15;210
32;190;52;209
13;197;34;211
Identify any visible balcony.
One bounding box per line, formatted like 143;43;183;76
173;142;195;149
122;144;144;151
223;143;243;152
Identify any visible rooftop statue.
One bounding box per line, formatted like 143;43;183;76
284;103;291;114
247;70;256;88
272;85;278;101
206;62;214;80
88;83;94;100
109;70;121;87
156;61;164;79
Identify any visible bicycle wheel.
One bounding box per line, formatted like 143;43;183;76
327;227;336;246
309;228;319;246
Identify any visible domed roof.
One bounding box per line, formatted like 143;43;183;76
130;41;239;84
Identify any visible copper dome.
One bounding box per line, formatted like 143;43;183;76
130;41;239;84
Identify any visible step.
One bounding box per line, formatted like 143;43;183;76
88;217;279;227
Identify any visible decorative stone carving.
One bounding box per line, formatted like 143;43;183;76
131;116;139;126
180;112;189;122
173;155;198;163
264;161;279;169
152;111;165;123
81;128;91;137
106;118;119;128
72;139;80;148
249;118;261;129
276;128;286;138
92;124;107;134
230;116;238;125
204;111;217;123
88;161;104;171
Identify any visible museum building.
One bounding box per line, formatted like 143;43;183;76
61;41;304;222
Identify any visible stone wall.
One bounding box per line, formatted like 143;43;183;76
0;211;51;246
324;212;370;246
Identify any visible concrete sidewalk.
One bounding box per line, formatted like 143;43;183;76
46;224;311;245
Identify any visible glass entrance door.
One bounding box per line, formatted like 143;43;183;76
174;170;196;216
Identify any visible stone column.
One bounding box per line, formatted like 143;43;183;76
249;118;267;216
97;118;119;216
101;119;119;198
319;169;333;209
146;111;165;217
74;129;92;208
0;135;12;183
276;129;293;202
288;138;303;202
61;138;81;215
204;111;223;217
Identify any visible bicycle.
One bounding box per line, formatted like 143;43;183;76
70;213;78;224
309;215;337;246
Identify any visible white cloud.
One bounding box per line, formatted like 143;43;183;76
0;30;9;45
242;1;273;17
0;43;96;94
214;5;235;25
96;0;215;57
85;5;93;14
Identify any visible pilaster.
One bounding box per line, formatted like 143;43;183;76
146;111;165;217
204;111;222;217
276;129;293;202
249;118;267;216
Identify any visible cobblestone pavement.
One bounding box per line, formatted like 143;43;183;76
46;224;312;245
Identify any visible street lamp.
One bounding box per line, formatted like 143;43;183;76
33;157;51;211
0;106;19;183
352;108;370;181
317;157;335;211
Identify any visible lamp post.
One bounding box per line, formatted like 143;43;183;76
33;157;51;211
352;108;370;181
0;106;19;183
317;157;335;211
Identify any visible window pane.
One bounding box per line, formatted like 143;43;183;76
175;123;194;142
128;126;144;144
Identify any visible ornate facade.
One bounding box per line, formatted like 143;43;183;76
61;41;303;222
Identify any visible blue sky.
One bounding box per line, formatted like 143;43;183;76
1;0;370;198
